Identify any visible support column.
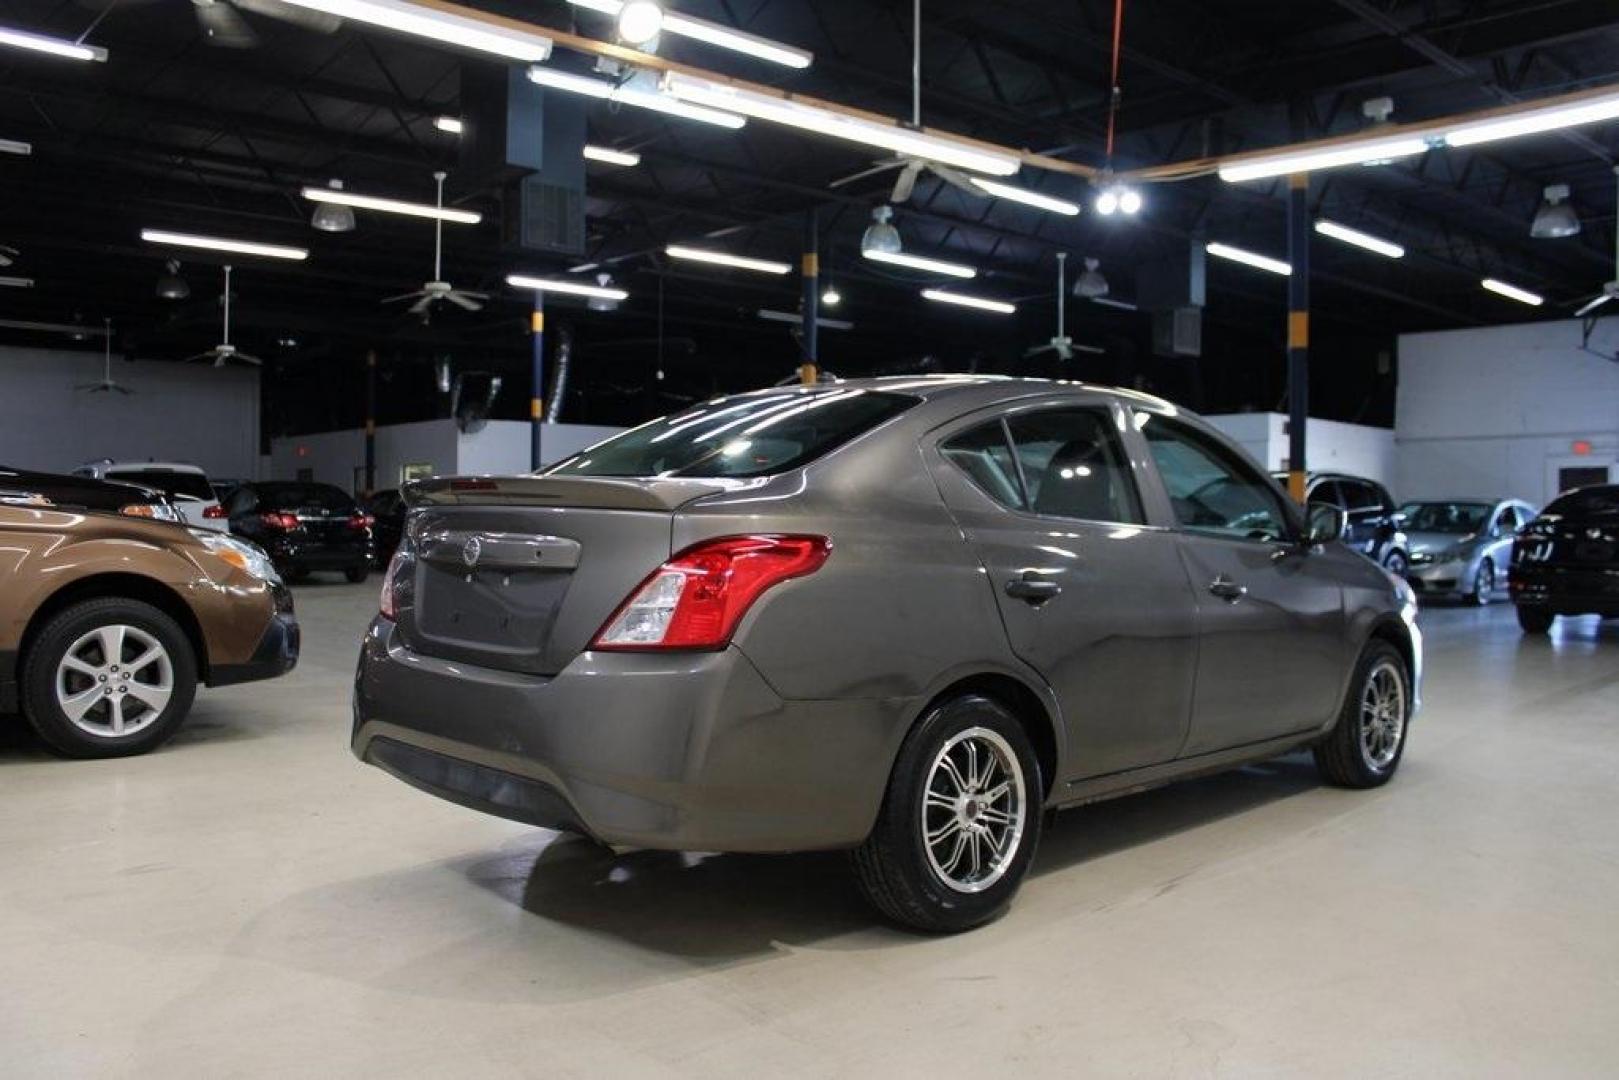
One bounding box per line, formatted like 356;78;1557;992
1286;172;1310;505
799;207;819;386
530;293;545;471
363;349;376;496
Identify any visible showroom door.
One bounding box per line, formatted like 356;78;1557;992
1136;414;1347;756
931;404;1199;781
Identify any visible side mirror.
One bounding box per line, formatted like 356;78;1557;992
1306;502;1347;545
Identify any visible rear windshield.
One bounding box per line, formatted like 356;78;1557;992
1544;486;1619;519
253;482;357;511
547;389;917;479
1398;502;1492;533
106;468;214;501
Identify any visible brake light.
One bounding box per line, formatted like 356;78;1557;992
591;535;831;651
348;512;375;530
379;548;406;620
203;504;228;519
259;511;300;530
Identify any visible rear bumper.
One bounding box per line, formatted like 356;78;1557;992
351;618;914;853
265;536;372;571
1509;566;1619;616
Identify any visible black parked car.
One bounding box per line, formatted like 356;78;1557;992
223;481;373;582
1510;484;1619;634
0;466;181;521
364;489;407;567
1279;472;1411;573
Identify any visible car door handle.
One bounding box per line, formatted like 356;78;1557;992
1208;576;1248;602
1005;573;1062;605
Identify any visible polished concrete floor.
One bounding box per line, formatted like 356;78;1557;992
3;582;1618;1077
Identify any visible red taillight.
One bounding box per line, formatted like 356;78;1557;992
379;548;406;619
591;535;831;652
348;511;375;529
203;504;228;520
259;511;300;530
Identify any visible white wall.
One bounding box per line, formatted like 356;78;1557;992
268;419;625;493
1396;319;1619;506
0;345;260;478
1203;412;1397;488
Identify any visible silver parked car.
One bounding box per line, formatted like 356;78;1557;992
353;377;1422;932
1399;499;1538;604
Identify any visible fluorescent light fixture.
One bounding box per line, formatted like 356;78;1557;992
300;185;481;224
1089;296;1138;311
1218;133;1431;183
921;289;1015;315
141;229;308;261
1445;89;1619;148
1481;278;1544;306
583;144;640;167
1206;241;1291;276
506;274;629;301
273;0;554;61
863;249;977;279
1314;219;1405;258
0;137;30;155
564;0;813;68
527;65;745;129
666;245;791;274
0;275;33;288
0;24;107;62
758;309;854;330
433;116;463;134
969;178;1080;216
662;71;1020;176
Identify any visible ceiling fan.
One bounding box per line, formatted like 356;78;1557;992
1573;168;1619;318
1026;254;1104;361
186;265;265;367
383;171;487;319
76;320;132;395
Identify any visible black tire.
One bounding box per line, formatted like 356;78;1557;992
345;565;371;584
282;567;309;584
1313;639;1411;789
1470;558;1494;606
1516;606;1554;635
20;598;198;759
853;695;1043;933
1383;549;1408;576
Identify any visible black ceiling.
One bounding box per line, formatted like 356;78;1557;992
2;0;1616;433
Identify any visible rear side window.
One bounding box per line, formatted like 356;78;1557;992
1341;480;1378;511
547;389;916;479
107;468;213;501
942;408;1143;525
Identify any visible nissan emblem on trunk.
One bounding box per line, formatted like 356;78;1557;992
462;536;482;568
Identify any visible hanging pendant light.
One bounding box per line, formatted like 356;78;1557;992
155;259;190;300
311;179;358;233
860;205;902;255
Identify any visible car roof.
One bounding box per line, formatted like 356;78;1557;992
0;466;167;507
765;374;1178;412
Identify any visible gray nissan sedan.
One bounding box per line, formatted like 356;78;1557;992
353;376;1421;932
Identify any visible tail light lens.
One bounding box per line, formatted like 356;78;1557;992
259;511;300;530
348;511;375;530
591;535;831;652
203;504;229;520
379;548;407;620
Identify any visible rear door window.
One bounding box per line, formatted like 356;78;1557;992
941;422;1023;509
548;389;916;478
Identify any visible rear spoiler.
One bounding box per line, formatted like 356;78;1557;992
403;474;745;512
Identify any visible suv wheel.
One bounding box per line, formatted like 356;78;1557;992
345;565;370;584
21;598;198;759
1314;639;1411;789
853;694;1043;933
1382;549;1408;576
1516;606;1554;635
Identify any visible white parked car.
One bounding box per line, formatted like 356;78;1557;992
73;460;226;529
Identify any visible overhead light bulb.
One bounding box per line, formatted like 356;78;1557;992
433;115;464;135
860;205;902;255
586;273;622;312
1117;187;1142;214
821;285;841;307
921;289;1016;315
1481;277;1544;306
310;179;358;233
1094;189;1119;215
1529;183;1580;239
1206;241;1292;276
156;259;190;300
616;0;663;46
0;24;107;62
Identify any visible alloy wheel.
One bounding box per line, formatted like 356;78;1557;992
1358;659;1407;771
54;624;174;738
921;727;1028;893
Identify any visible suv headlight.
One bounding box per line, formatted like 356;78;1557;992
190;529;281;583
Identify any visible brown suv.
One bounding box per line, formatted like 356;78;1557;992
1;467;299;758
